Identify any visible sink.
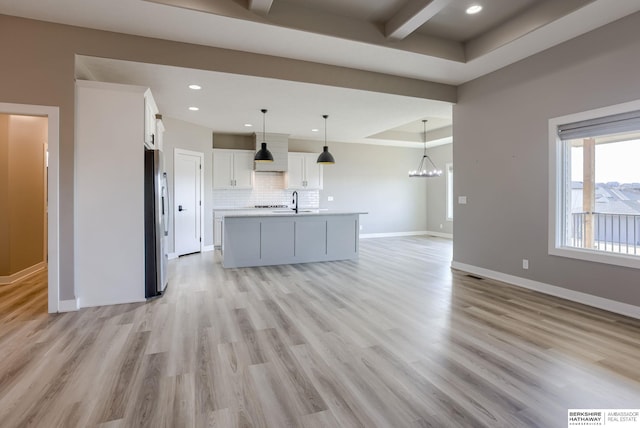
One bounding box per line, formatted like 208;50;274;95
271;209;317;213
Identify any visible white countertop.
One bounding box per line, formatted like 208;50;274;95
221;209;367;218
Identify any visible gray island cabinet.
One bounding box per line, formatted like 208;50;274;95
222;211;365;268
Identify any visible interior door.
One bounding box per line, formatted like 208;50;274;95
174;149;203;256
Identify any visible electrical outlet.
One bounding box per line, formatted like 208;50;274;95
359;225;363;231
458;196;467;204
328;196;334;201
439;224;443;229
522;259;529;269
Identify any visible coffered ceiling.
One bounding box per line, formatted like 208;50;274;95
2;0;639;146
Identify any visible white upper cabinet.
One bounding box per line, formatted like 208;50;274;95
287;152;323;189
154;116;165;152
144;92;158;149
213;149;254;189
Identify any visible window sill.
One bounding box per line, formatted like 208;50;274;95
549;245;640;269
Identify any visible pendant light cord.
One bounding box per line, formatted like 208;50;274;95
323;114;328;146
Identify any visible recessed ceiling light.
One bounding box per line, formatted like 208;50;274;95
466;4;482;14
311;128;319;132
188;84;202;90
244;123;253;127
188;106;199;111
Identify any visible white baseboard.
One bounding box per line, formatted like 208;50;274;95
451;261;640;320
0;261;46;285
360;231;429;239
78;296;146;309
360;231;452;239
58;298;79;312
425;231;453;239
169;247;213;258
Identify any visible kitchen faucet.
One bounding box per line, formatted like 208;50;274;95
292;191;298;214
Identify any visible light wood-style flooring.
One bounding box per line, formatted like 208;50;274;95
1;236;639;427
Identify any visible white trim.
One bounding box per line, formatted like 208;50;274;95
360;231;428;239
79;296;146;309
0;262;46;285
203;245;215;252
451;261;640;320
425;231;453;239
168;252;179;260
548;99;640;270
58;299;79;312
0;103;60;313
446;162;453;221
174;148;205;255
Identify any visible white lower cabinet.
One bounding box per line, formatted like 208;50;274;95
214;216;223;247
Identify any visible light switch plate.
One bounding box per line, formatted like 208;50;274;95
458;196;467;204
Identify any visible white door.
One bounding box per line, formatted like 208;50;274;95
174;149;203;256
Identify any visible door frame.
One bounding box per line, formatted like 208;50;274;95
0;102;60;313
173;148;204;256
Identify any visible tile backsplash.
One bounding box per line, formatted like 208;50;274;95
213;172;320;209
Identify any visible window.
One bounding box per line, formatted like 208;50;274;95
549;101;640;269
446;163;453;220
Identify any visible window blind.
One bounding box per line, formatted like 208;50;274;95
557;110;640;140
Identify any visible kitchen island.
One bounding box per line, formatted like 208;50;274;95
221;210;366;268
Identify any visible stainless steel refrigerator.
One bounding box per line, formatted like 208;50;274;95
144;149;169;298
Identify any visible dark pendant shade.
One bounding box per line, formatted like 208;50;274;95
317;114;335;164
254;142;274;162
317;146;335;164
255;108;274;162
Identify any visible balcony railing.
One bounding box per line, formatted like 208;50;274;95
571;212;640;255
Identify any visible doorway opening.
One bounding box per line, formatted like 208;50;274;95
0;103;59;313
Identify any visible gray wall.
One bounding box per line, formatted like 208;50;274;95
0;14;452;301
426;143;452;235
162;117;214;251
167;124;430;238
454;12;640;306
289;139;428;234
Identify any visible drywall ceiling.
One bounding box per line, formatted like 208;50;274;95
4;0;640;146
76;56;453;147
1;0;639;84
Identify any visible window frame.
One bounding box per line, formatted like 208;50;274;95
548;99;640;270
446;163;453;221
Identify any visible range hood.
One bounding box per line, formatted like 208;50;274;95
254;132;288;172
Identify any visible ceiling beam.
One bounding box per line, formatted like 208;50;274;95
385;0;450;40
248;0;273;16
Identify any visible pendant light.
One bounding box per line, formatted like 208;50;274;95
254;109;274;162
409;120;442;177
317;114;335;164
